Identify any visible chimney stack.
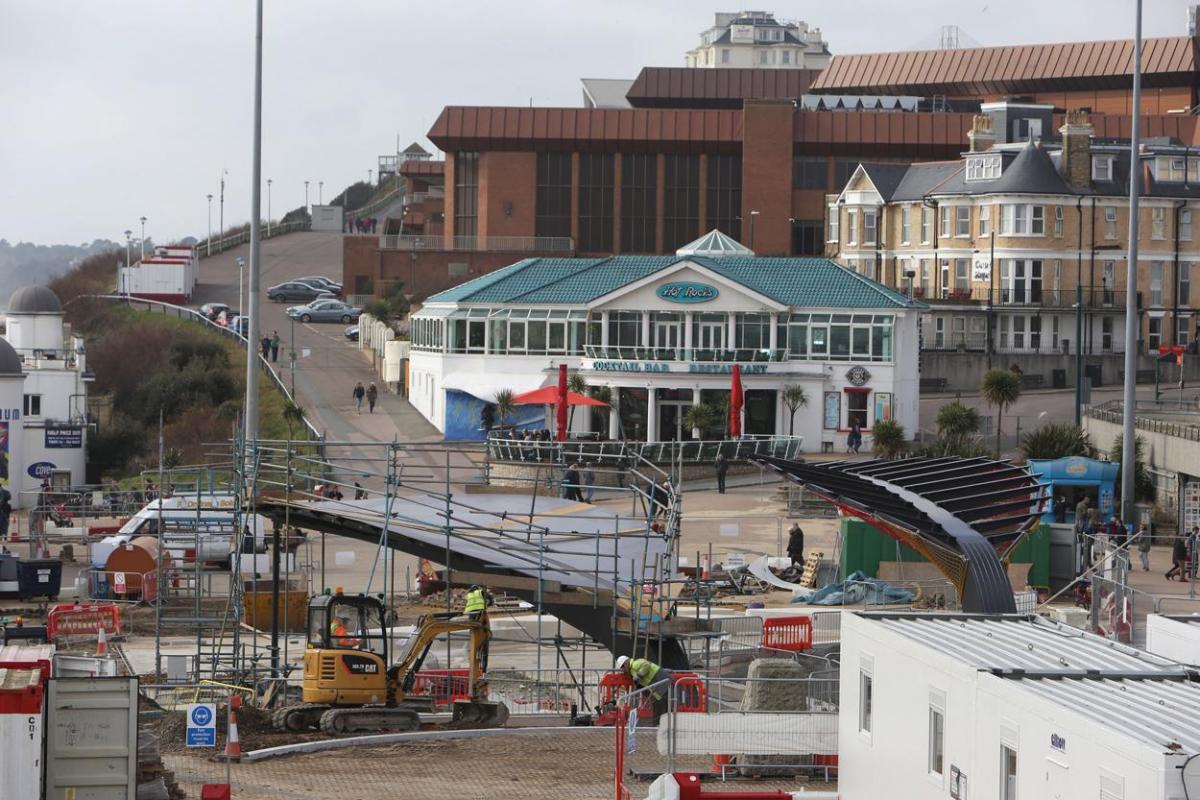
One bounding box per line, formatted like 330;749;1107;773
1059;109;1094;190
967;114;995;153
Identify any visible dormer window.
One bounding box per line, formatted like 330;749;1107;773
966;155;1001;181
1092;156;1114;181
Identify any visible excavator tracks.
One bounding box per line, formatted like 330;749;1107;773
319;706;422;736
272;703;330;733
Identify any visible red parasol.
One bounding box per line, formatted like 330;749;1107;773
556;364;569;442
729;363;743;438
511;387;607;407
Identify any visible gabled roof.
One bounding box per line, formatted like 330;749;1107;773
580;78;634;109
855;163;912;201
675;228;754;257
424;255;923;309
934;141;1073;197
891;161;963;201
812;35;1199;96
402;142;430;155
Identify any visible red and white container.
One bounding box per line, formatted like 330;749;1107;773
0;664;47;800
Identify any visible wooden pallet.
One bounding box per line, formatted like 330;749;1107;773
799;552;823;589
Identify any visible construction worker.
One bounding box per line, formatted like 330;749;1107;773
615;655;674;699
464;584;489;620
330;612;360;648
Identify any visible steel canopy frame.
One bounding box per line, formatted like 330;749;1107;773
757;456;1049;613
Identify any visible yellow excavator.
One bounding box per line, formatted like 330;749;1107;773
272;590;509;735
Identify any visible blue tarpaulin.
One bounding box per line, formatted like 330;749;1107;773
800;570;916;606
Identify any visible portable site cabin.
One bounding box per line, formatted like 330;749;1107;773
839;612;1199;800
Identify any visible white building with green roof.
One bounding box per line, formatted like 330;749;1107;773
408;231;924;447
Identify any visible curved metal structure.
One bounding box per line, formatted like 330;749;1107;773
757;456;1048;613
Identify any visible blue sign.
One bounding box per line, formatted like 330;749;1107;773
186;703;217;747
27;461;55;480
45;428;83;449
656;282;719;303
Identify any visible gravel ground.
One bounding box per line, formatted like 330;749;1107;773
165;729;835;799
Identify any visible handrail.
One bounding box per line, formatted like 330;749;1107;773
81;294;323;442
485;434;804;464
347;185;401;220
193;219;312;259
379;234;575;253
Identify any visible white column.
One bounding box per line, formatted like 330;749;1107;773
728;314;738;353
646;387;658;442
692;387;702;438
601;311;610;347
608;386;621;439
768;313;778;354
641;312;651;351
683;311;694;359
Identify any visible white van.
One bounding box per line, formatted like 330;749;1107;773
117;496;271;566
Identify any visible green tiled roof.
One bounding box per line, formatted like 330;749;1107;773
424;256;923;309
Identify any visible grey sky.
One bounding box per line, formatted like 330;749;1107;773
1;0;1195;247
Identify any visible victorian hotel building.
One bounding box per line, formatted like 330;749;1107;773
829;101;1200;380
407;230;922;448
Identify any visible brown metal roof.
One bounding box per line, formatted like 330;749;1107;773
625;67;822;108
400;160;445;177
812;36;1199;96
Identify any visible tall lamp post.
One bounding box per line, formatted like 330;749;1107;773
206;194;213;257
123;229;132;297
219;168;228;252
237;256;246;318
304;180;310;213
368;169;373;185
267;178;273;236
318;181;323;204
139;216;147;260
1120;0;1144;530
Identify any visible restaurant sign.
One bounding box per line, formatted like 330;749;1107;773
656;282;719;304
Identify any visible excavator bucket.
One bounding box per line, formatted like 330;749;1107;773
450;699;510;728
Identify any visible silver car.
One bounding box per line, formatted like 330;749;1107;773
286;299;362;323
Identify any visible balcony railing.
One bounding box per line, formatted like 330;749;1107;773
406;188;444;204
486;433;804;465
12;347;81;368
379;234;575;253
912;285;1139;310
584;345;790;363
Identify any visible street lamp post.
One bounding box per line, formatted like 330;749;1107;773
139;216;147;260
368;169;373;186
237;257;246;319
123;229;132;298
219;168;227;252
749;210;760;251
1120;0;1144;530
318;181;323;204
267;178;273;236
304;181;310;213
206;194;213;257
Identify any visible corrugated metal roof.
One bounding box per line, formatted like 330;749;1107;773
1012;677;1200;752
812;36;1198;96
626;67;822;109
424;255;921;309
863;613;1186;675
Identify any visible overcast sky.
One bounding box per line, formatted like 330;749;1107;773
1;0;1196;246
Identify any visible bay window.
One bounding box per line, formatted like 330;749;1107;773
1000;203;1045;235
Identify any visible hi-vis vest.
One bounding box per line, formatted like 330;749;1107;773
628;658;660;688
465;588;487;614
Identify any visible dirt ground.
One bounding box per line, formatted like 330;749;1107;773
165;730;836;800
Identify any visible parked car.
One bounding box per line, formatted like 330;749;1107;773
228;315;250;337
344;324;359;341
267;281;335;303
287;299;363;323
199;302;231;321
298;276;343;295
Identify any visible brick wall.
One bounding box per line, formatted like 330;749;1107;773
741;99;795;255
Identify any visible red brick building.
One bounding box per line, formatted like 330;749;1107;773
344;35;1200;302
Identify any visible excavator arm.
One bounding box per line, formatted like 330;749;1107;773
393;612;491;704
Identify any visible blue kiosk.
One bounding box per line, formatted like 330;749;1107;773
1028;456;1118;525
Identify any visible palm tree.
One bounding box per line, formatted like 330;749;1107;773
870;419;907;459
567;374;588;430
493;389;516;429
682;403;720;440
588;385;613;435
781;385;810;437
935;401;981;445
283;400;307;440
1019;423;1091;461
981;368;1021;458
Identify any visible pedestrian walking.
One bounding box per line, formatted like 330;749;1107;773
0;482;11;541
847;422;863;454
1074;496;1091;530
269;331;281;362
562;463;583;502
651;478;671;518
366;382;378;413
582;462;595;503
352;381;366;414
370;217;377;234
1167;534;1190;581
1136;523;1151;571
354;482;367;500
786;523;805;567
260;335;271;359
714;451;729;494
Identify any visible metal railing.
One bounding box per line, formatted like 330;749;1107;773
584;345;792;363
81;295;323;442
378;234;575;252
348;185;401;219
406;188;444;204
11;346;82;368
915;285;1138;309
1088;400;1200;442
485;434;803;465
193;219;311;259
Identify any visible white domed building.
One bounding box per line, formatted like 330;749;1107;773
1;285;92;507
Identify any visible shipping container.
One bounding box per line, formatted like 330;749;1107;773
44;677;138;800
0;665;47;800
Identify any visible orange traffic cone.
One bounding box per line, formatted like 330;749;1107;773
223;695;242;761
95;626;108;657
700;554;710;581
